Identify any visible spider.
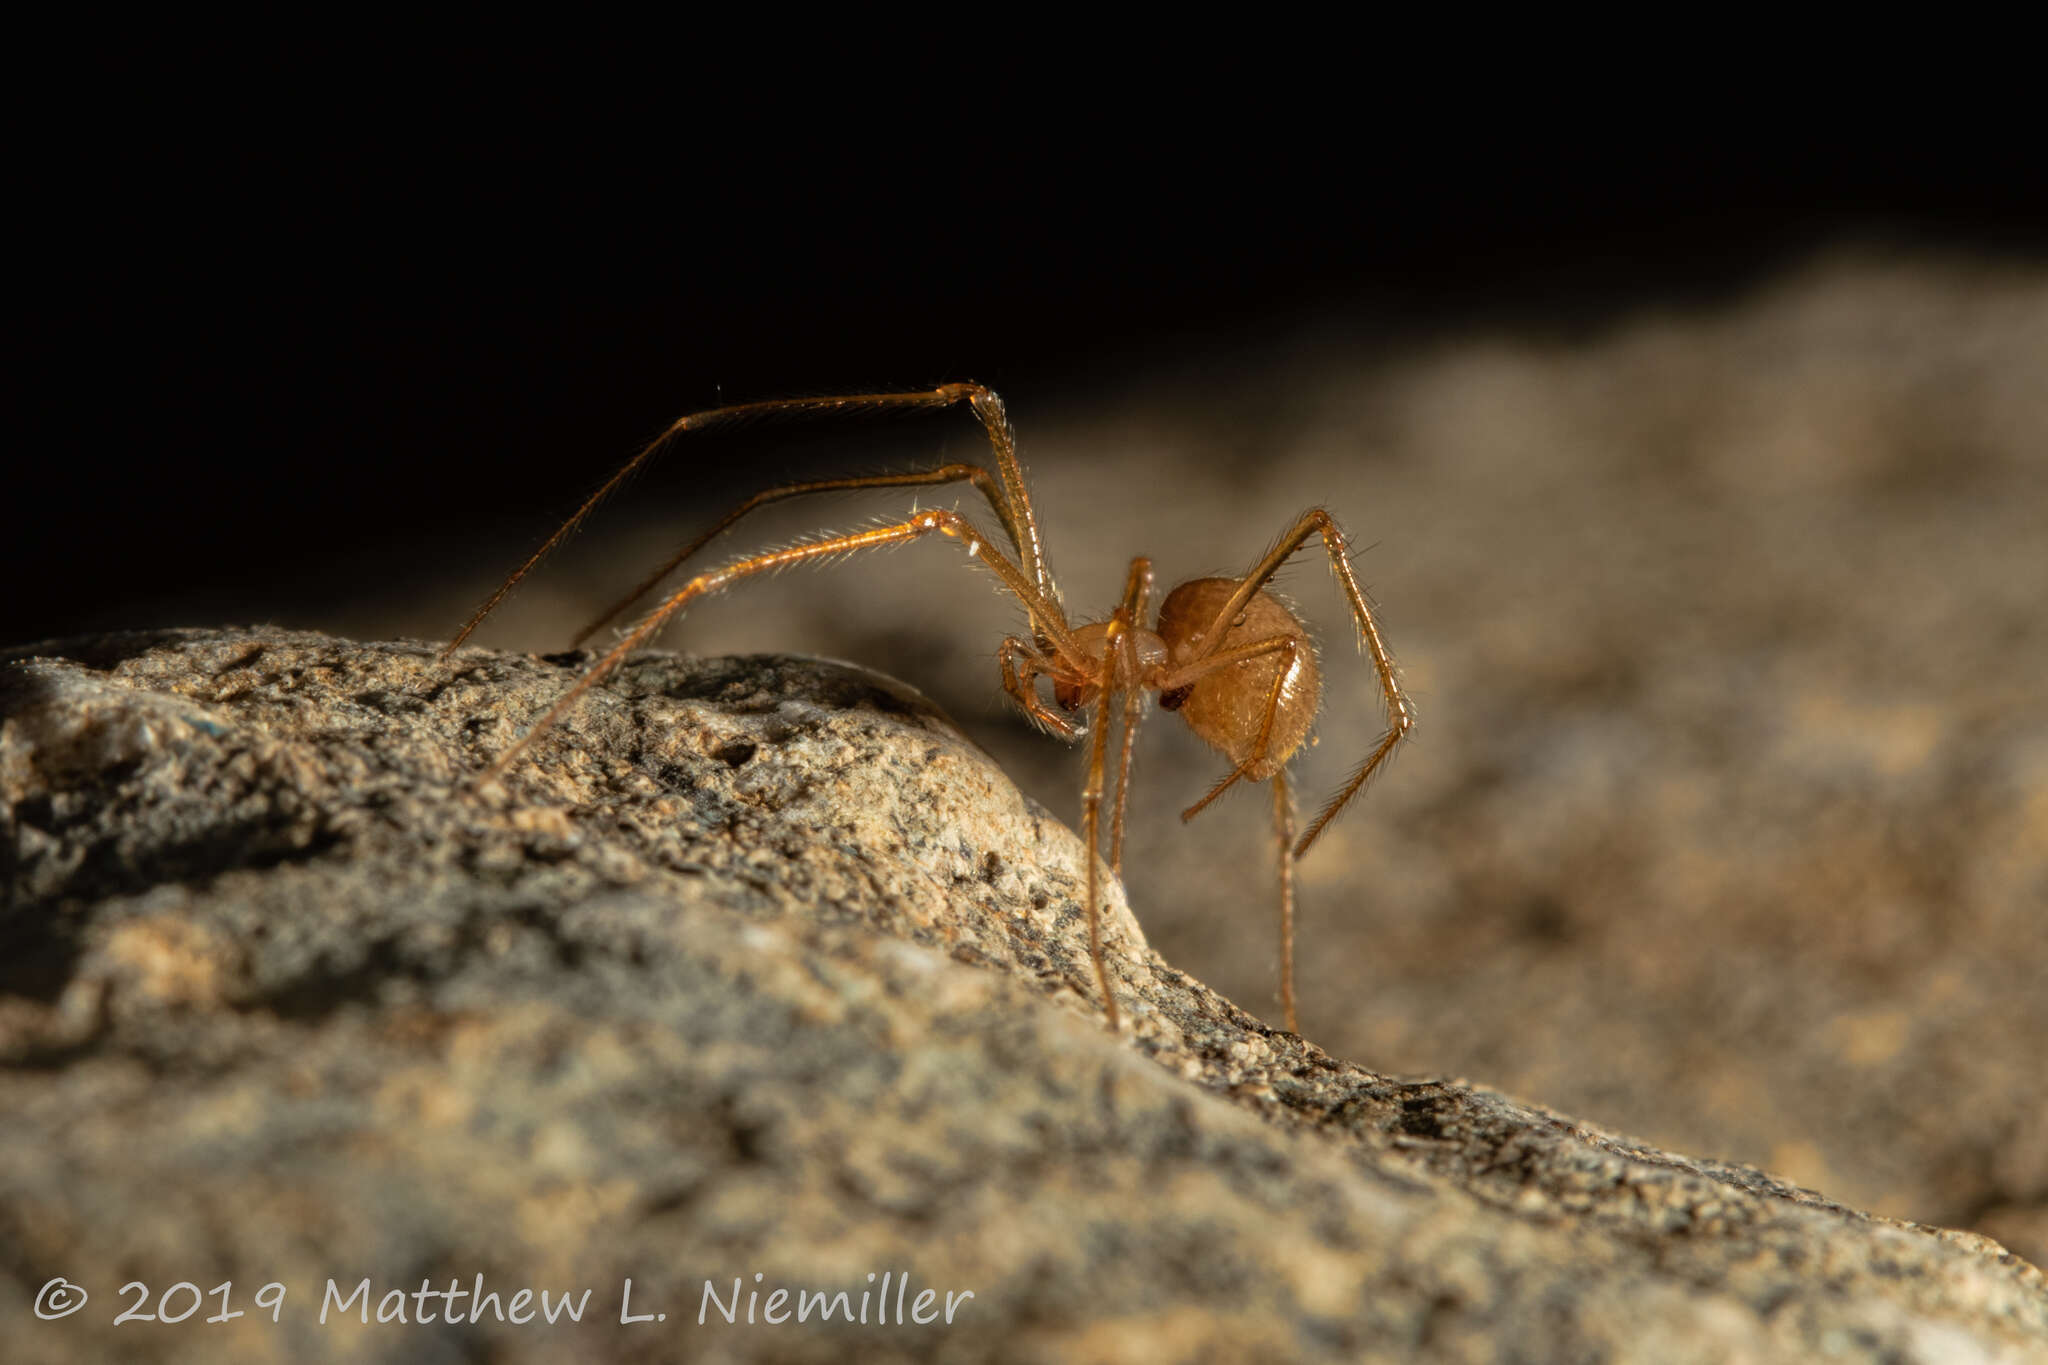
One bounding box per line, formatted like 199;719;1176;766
445;383;1414;1033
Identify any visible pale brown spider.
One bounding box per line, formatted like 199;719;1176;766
445;383;1414;1033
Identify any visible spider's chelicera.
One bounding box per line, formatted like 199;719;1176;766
446;383;1414;1034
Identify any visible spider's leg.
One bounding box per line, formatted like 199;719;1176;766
1160;635;1302;822
446;383;1050;656
1160;632;1305;1031
480;509;1078;782
1080;612;1133;1032
955;384;1054;602
1180;765;1248;823
1185;509;1414;859
1109;659;1144;876
1107;557;1154;876
1272;765;1299;1033
572;464;1013;649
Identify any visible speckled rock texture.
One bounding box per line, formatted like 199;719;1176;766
2;627;2043;1364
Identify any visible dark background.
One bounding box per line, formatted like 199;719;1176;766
12;53;2044;648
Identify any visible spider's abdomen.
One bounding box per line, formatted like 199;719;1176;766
1156;578;1319;779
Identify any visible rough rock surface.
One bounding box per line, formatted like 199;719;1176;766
2;627;2043;1364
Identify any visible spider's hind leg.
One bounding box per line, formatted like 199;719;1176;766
1192;508;1415;859
1272;765;1299;1033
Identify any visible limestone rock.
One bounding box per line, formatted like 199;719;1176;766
2;627;2042;1364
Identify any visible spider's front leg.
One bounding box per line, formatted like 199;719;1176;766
479;508;1078;783
445;383;1047;659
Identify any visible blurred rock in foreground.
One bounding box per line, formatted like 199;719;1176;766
2;628;2043;1364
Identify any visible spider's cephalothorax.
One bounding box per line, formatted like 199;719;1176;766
447;383;1413;1034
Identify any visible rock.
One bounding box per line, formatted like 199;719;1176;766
2;626;2043;1364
